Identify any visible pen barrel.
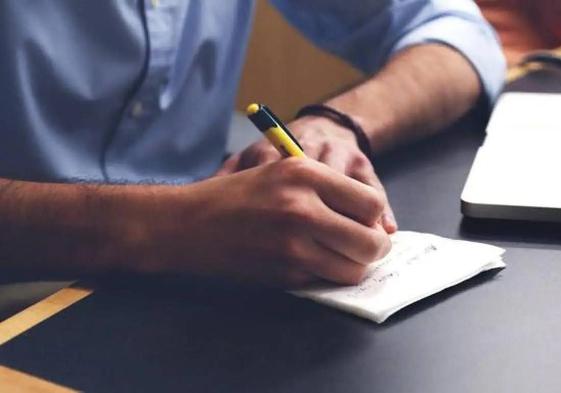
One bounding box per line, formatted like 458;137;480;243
264;127;307;158
247;103;306;158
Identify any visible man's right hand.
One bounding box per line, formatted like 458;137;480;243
142;158;392;288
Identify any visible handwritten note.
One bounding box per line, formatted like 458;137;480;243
291;231;505;323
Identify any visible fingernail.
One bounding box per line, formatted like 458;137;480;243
382;213;398;233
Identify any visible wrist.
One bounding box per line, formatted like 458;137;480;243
324;80;400;153
291;115;356;143
295;104;373;158
117;181;219;276
107;184;175;274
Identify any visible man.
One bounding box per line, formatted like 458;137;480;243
0;1;505;287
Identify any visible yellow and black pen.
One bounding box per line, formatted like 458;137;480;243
246;103;307;158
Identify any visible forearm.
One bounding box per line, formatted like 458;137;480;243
0;160;394;287
0;178;164;275
325;44;481;152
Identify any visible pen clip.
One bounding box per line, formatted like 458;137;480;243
261;105;305;152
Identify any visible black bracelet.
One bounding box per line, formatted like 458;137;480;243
295;104;373;159
520;51;561;68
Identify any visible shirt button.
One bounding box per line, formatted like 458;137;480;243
130;101;144;118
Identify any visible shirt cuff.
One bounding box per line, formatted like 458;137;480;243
391;15;506;107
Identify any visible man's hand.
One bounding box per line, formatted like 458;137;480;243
152;158;392;288
0;159;391;288
217;116;398;233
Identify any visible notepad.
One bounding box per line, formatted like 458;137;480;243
291;231;505;323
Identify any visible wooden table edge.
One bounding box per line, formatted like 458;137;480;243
0;284;93;347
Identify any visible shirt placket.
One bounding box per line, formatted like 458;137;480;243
103;0;182;180
121;0;179;129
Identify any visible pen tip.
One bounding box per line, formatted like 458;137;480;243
246;103;260;115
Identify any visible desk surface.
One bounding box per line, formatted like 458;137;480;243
1;68;561;392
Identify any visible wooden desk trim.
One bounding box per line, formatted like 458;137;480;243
0;365;78;393
0;286;93;347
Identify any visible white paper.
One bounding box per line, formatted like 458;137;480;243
291;231;506;323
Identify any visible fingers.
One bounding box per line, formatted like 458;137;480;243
273;203;391;286
316;146;397;233
348;156;398;233
271;158;385;228
307;162;385;227
306;205;392;265
294;237;370;285
381;208;398;234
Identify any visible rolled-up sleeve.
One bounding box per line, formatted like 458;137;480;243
270;0;506;104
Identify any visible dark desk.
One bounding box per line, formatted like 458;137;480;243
1;69;561;392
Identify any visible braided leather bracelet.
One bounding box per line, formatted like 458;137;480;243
295;104;373;159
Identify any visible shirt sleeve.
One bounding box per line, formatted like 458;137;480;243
270;0;506;105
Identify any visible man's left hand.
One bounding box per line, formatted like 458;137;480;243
216;116;398;233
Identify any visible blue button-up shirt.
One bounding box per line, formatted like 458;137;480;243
0;0;505;184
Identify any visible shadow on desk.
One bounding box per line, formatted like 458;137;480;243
379;268;503;328
461;217;561;249
0;267;508;392
0;269;506;391
0;275;381;392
